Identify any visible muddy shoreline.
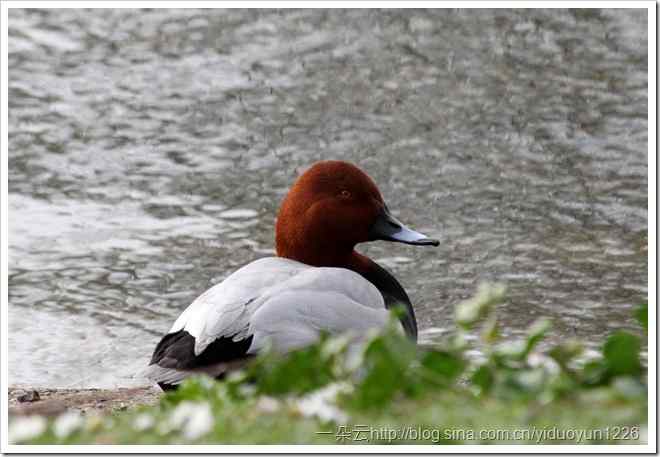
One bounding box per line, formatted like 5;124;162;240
9;386;162;417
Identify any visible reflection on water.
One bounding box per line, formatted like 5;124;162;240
8;8;647;387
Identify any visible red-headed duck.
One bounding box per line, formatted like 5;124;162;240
146;160;438;390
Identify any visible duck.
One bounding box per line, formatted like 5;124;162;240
145;160;438;390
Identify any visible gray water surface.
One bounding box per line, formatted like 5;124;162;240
8;8;648;388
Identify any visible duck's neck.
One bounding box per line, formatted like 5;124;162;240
349;252;418;340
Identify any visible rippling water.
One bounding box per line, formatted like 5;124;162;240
8;8;648;387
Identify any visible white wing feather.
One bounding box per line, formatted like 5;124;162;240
248;290;389;354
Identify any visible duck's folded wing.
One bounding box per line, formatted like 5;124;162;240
244;266;392;353
247;290;391;354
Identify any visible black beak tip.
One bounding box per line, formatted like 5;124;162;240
414;238;440;247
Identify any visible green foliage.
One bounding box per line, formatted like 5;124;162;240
249;334;339;395
419;350;466;385
635;302;648;331
351;328;417;408
603;331;643;377
470;364;495;394
10;284;648;445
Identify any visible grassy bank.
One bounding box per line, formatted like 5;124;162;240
9;285;648;445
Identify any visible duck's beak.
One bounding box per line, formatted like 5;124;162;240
368;205;439;246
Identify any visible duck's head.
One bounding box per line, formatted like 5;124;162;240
276;160;438;267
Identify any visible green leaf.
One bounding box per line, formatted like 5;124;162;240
580;359;609;386
603;331;642;377
252;341;336;395
470;364;495;394
352;330;416;408
635;302;648;331
419;350;465;384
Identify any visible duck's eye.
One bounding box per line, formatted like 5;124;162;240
339;190;351;199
